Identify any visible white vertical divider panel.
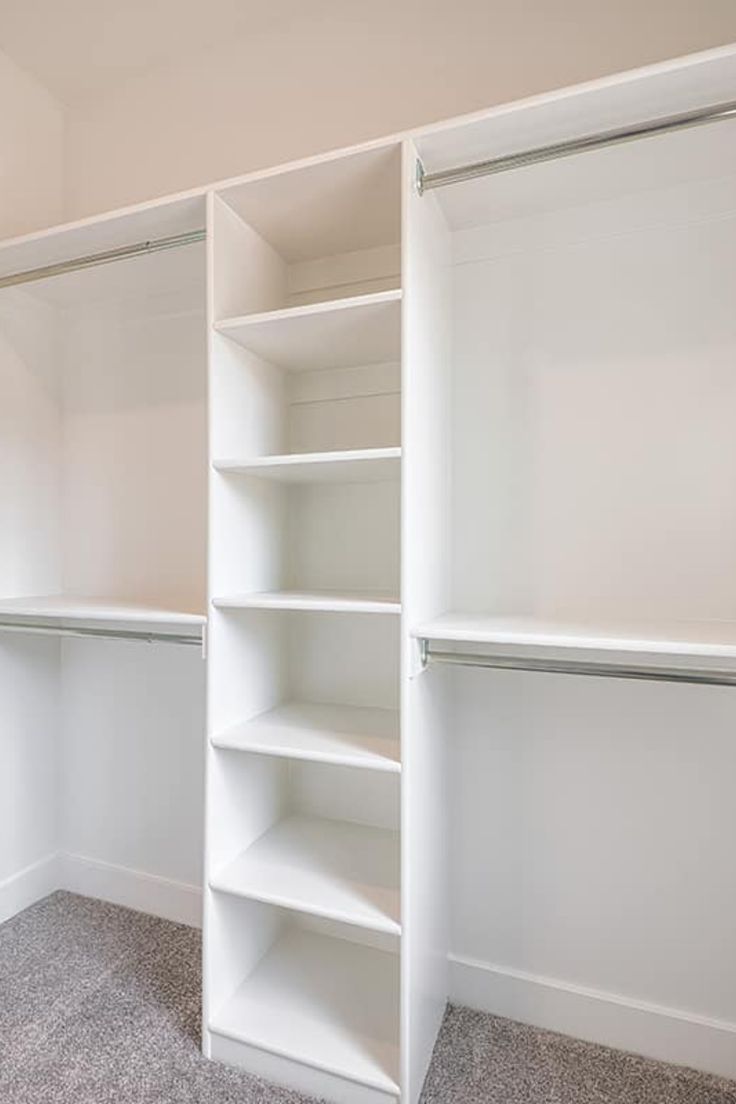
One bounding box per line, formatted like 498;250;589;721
0;287;62;920
204;189;290;1058
400;140;452;1103
203;189;219;1058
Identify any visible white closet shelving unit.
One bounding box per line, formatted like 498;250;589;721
205;144;411;1104
2;42;736;1104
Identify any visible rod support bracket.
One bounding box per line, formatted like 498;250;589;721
418;637;429;668
415;158;426;196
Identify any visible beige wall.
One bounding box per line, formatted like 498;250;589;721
0;47;64;237
62;0;736;220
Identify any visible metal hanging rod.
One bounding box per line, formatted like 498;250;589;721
417;98;736;193
0;620;203;647
0;229;206;291
419;643;736;687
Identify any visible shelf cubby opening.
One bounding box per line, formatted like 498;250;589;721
212;144;401;321
208;607;400;743
207;897;400;1099
211;469;400;610
208;750;400;934
211;307;401;462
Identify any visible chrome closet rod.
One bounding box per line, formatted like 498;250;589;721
418;99;736;193
0;229;206;291
419;644;736;687
0;620;203;647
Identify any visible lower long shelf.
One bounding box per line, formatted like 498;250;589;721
209;928;400;1097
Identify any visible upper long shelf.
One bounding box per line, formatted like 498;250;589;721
0;595;206;645
215;289;402;372
412;613;736;681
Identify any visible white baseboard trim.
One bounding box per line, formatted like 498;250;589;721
58;852;202;929
0;852;60;925
449;952;736;1080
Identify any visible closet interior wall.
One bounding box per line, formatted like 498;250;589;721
0;200;208;923
412;49;736;1077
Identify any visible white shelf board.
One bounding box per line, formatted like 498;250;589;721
211;701;400;772
210;927;400;1096
211;814;400;934
0;594;206;640
412;613;736;664
215;289;402;372
0;194;205;282
213;447;401;484
214;590;401;615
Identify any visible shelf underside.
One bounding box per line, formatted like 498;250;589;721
215;289;402;372
211;814;400;934
413;613;736;665
211;701;400;772
210;928;400;1096
214;590;400;615
214;447;401;484
0;595;206;642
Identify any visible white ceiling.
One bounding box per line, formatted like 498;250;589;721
0;0;331;105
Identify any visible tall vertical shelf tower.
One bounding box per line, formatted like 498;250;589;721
205;142;449;1103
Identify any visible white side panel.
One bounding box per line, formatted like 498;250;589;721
0;289;62;914
61;285;207;613
60;638;206;890
400;140;452;1103
448;667;736;1078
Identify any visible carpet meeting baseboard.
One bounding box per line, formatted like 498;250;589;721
3;857;734;1084
59;852;203;928
449;952;736;1081
0;852;59;926
0;851;202;930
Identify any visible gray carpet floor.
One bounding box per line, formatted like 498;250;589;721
1;892;734;1103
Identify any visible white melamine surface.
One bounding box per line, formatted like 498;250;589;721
217;145;401;266
210;927;400;1095
414;48;736;203
446;125;736;631
216;291;401;371
399;139;452;1104
211;701;400;772
413;614;736;662
0;595;205;638
0;194;205;283
214;448;401;484
211;814;400;934
214;591;401;615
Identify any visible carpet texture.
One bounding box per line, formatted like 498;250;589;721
0;892;734;1104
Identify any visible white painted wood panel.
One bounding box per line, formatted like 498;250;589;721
211;701;400;772
399;139;452;1104
217;291;401;371
209;927;400;1096
214;447;401;483
210;813;400;934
